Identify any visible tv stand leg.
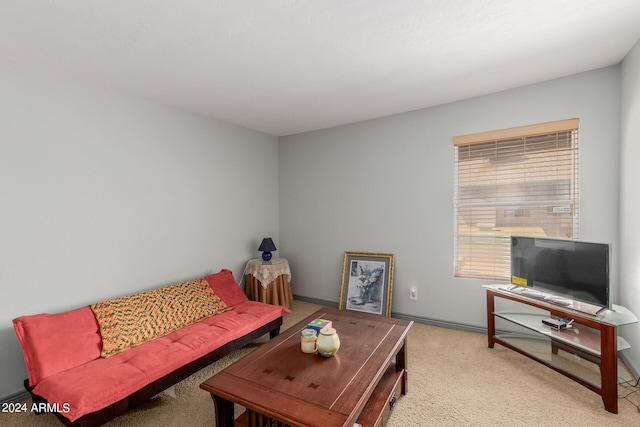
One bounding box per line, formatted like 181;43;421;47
600;326;618;413
487;291;496;348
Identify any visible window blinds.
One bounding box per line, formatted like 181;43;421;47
453;119;579;280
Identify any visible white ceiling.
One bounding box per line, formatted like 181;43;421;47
1;1;640;136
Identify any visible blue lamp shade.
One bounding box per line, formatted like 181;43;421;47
258;238;277;261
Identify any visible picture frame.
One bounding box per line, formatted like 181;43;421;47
339;252;394;317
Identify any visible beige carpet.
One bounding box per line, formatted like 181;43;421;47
2;299;640;426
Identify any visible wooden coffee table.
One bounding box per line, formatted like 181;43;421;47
200;307;413;427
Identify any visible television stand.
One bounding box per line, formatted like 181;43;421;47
485;285;637;413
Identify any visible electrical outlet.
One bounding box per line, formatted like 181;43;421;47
410;287;417;300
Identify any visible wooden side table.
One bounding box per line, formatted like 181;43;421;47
244;258;293;308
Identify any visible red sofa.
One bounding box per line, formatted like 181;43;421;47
12;269;288;426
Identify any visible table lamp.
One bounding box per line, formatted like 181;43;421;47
258;237;277;261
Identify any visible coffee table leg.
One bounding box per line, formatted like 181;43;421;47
397;337;408;395
211;394;234;427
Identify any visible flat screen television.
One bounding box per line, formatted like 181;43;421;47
510;236;610;310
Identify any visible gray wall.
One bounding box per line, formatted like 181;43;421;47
620;39;640;376
279;67;622;336
0;59;280;399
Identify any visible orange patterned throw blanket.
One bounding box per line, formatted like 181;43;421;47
91;277;229;357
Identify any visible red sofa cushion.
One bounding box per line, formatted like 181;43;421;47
13;307;102;387
205;269;249;306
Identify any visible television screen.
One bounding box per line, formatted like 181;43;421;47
510;236;610;309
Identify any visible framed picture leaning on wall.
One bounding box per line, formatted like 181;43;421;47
339;252;394;317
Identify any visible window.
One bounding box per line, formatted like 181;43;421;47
453;119;579;280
